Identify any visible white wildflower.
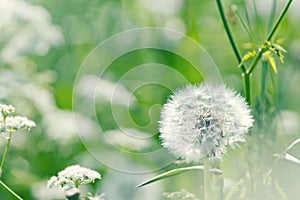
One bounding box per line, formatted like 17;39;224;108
159;83;253;161
4;116;36;131
0;0;64;63
0;104;15;116
47;165;101;191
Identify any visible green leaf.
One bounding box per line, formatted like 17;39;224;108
136;165;222;188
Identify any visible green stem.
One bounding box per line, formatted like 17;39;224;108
242;73;252;105
215;0;247;73
0;132;12;177
234;8;252;38
248;0;293;74
268;0;277;32
216;165;224;200
247;48;264;75
266;0;293;41
203;158;211;200
0;180;23;200
260;61;268;105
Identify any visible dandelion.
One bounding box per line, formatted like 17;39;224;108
47;165;101;191
159;83;253;161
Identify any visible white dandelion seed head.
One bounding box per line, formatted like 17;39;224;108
159;83;253;162
47;165;101;191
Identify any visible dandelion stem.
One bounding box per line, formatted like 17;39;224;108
248;0;293;74
0;132;13;177
203;158;212;200
215;0;247;73
0;180;23;200
216;164;224;200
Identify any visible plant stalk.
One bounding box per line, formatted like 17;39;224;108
0;180;23;200
203;158;211;200
248;0;293;74
242;73;252;105
0;132;12;177
215;0;247;73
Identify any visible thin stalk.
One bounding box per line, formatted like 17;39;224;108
244;5;252;34
216;165;224;200
248;0;293;74
242;73;252;105
203;158;211;200
0;132;12;177
247;47;264;75
268;0;277;32
215;0;247;73
267;0;293;41
0;180;23;200
251;0;264;38
235;9;252;38
260;61;268;105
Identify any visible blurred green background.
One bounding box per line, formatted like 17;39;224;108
0;0;300;199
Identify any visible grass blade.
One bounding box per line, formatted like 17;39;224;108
136;165;222;188
285;138;300;151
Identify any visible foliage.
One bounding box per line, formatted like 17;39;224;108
0;0;300;199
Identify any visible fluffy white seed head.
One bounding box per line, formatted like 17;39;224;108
159;84;253;162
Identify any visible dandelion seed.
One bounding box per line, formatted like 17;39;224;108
47;165;101;191
159;83;253;161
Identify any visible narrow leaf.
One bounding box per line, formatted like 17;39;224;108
273;43;287;53
284;153;300;165
136;166;222;188
267;53;278;73
285;138;300;151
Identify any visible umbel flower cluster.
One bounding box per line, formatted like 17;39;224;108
0;103;36;133
47;165;101;191
159;84;253;161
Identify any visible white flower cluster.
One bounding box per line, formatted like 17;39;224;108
0;104;15;116
0;0;64;63
47;165;101;191
159;84;253;161
4;116;36;131
0;103;35;133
